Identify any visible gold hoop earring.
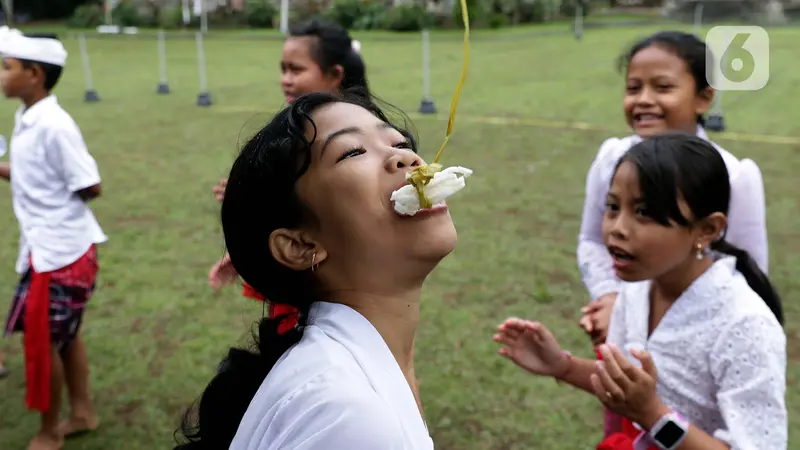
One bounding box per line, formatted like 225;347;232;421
311;252;318;272
695;243;704;260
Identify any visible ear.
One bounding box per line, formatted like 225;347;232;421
696;212;727;249
328;64;345;90
268;228;328;272
695;86;714;116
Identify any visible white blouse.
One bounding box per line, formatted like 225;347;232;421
230;302;433;450
606;257;787;450
577;126;769;300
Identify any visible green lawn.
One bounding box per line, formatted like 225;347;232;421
0;24;799;450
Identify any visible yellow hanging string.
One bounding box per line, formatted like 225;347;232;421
432;0;470;165
406;0;470;209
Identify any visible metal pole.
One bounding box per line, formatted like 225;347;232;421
200;0;208;34
706;27;726;132
157;30;170;94
693;2;703;36
195;32;211;106
78;34;100;102
574;2;584;40
280;0;289;34
418;29;436;114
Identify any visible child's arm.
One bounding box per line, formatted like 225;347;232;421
48;126;102;202
555;355;600;394
0;162;9;181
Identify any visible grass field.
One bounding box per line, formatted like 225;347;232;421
0;23;798;449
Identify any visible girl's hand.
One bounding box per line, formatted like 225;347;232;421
579;293;616;345
591;344;669;428
213;178;228;203
494;318;570;377
209;252;238;291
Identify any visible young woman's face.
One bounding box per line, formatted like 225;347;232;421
601;160;697;282
623;45;712;138
280;37;341;104
295;102;457;283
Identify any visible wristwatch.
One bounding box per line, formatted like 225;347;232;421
648;410;689;450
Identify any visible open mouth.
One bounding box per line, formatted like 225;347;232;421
633;113;664;125
608;246;635;262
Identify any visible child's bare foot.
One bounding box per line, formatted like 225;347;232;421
58;415;99;438
26;431;64;450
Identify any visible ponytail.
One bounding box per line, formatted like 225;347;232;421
711;240;784;325
173;307;310;449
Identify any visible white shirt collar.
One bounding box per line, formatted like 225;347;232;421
18;95;58;127
307;302;429;436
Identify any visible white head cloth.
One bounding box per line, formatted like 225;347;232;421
0;26;68;67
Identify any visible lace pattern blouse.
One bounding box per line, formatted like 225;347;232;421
606;257;787;450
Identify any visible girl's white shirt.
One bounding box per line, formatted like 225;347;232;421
577;125;768;300
230;301;433;450
607;257;787;450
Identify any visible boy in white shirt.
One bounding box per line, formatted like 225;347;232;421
0;31;106;450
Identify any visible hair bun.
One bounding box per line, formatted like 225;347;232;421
352;39;361;54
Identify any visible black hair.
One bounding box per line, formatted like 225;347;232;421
288;19;370;96
173;91;416;449
19;33;64;92
615;133;783;325
618;31;711;127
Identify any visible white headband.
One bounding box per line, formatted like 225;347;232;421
352;40;361;54
0;26;67;67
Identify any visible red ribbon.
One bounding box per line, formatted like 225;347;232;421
242;282;298;334
23;268;52;412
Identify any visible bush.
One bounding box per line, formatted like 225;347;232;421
208;9;248;28
246;0;277;28
112;0;141;27
559;0;589;18
383;4;431;32
326;0;364;28
352;2;389;30
68;4;103;28
487;12;508;28
452;0;485;27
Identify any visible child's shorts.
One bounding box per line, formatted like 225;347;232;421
3;245;98;353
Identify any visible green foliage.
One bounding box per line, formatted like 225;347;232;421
245;0;277;28
559;0;590;18
452;0;486;28
112;0;141;27
326;0;366;29
68;4;103;28
383;4;432;32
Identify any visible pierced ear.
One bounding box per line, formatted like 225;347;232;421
698;212;728;247
696;86;714;116
268;228;327;272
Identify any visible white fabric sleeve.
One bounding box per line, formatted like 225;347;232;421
257;386;405;450
724;159;768;274
47;125;101;193
604;287;626;349
709;313;787;450
578;138;622;300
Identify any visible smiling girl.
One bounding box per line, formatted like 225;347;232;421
497;133;786;450
576;31;768;350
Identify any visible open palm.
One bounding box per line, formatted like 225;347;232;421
493;318;568;377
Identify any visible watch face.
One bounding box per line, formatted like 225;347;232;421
653;420;685;447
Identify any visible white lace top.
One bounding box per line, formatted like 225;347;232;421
606;257;787;450
577;125;769;300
